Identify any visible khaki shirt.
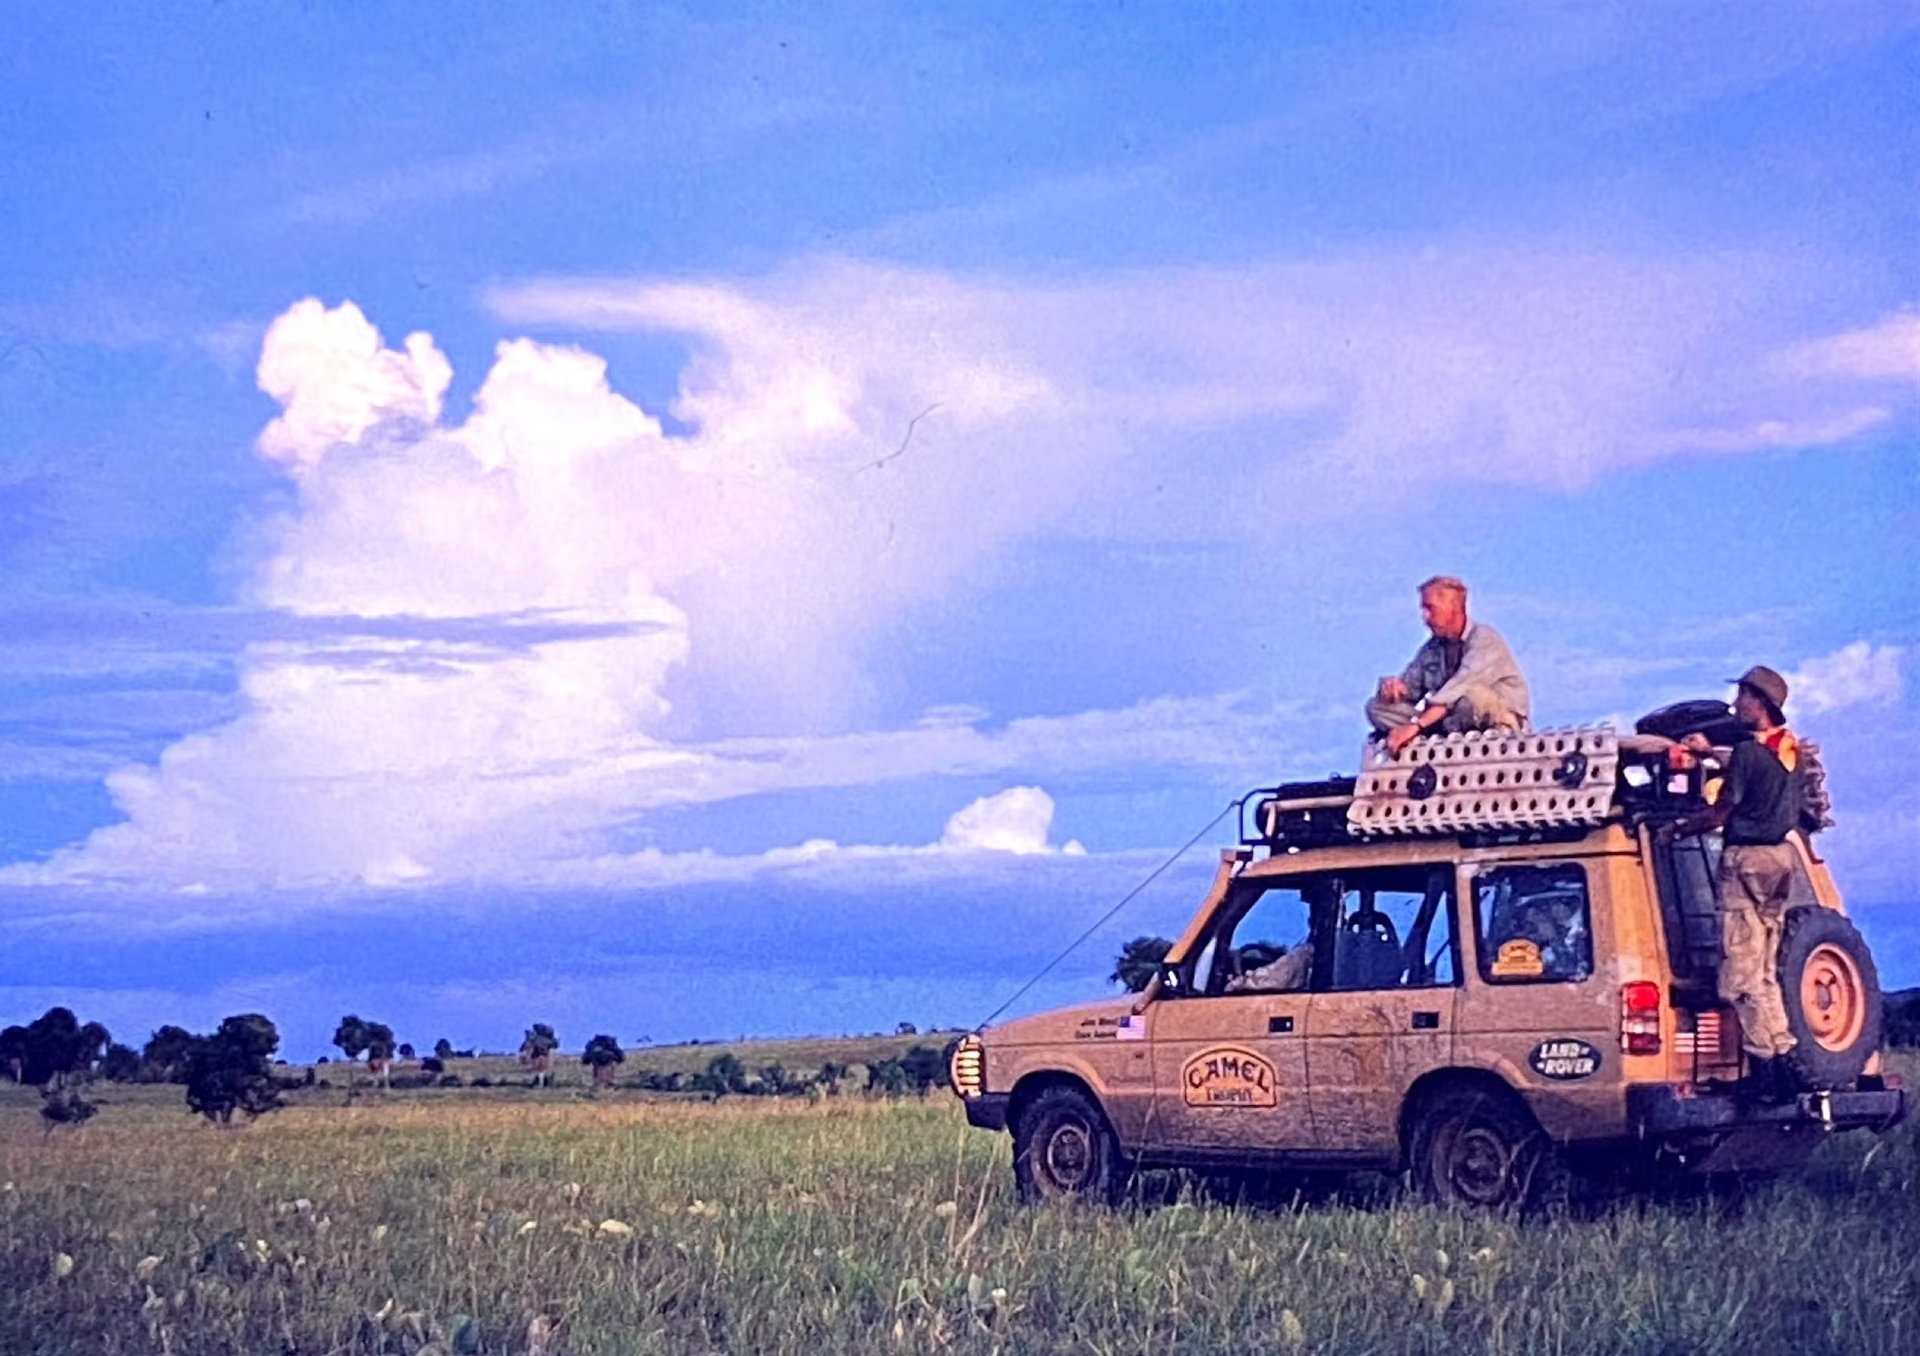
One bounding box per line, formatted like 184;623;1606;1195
1402;620;1530;724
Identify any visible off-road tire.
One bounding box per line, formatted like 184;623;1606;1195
1776;906;1882;1091
1012;1085;1130;1206
1409;1084;1563;1214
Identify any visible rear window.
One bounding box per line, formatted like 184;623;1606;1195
1473;863;1593;984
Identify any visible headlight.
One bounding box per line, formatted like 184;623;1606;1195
949;1034;984;1099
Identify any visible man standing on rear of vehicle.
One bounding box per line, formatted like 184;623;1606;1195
1367;576;1530;755
1672;665;1802;1100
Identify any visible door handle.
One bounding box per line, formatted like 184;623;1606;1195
1268;1015;1294;1034
1412;1011;1440;1030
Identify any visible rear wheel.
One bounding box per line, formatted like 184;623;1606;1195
1410;1084;1560;1214
1776;907;1882;1091
1012;1085;1129;1205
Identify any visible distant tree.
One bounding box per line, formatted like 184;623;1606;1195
433;1037;456;1062
5;1008;111;1087
98;1042;142;1082
695;1052;748;1097
895;1021;918;1036
363;1022;396;1088
762;1062;816;1096
184;1014;284;1125
581;1035;626;1087
1884;990;1920;1048
0;1024;27;1083
1111;936;1175;993
332;1015;371;1087
520;1023;559;1087
420;1056;445;1076
142;1025;196;1083
899;1046;947;1095
866;1058;911;1096
397;1042;416;1062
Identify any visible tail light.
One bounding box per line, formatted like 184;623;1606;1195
949;1035;984;1099
1621;981;1662;1056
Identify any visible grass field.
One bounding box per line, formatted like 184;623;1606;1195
2;1053;1915;1355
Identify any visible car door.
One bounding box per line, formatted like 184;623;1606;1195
1147;879;1317;1155
1454;854;1618;1109
1304;863;1460;1160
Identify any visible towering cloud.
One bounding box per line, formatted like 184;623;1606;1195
7;246;1911;895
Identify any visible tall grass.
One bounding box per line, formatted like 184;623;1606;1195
1;1068;1914;1355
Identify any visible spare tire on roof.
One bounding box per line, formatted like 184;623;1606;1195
1776;906;1883;1091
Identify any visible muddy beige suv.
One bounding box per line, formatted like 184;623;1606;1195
950;725;1904;1210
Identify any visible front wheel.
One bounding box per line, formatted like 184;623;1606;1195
1012;1085;1129;1205
1409;1084;1560;1214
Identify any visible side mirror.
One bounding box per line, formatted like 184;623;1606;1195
1157;964;1184;994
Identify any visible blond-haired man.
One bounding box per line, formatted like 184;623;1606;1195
1367;576;1530;755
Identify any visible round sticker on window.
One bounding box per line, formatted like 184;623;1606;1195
1529;1038;1602;1080
1492;938;1544;978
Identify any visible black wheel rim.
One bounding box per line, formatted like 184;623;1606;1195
1042;1119;1095;1191
1445;1122;1518;1206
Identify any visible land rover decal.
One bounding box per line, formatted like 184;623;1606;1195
1181;1046;1277;1107
1529;1038;1602;1080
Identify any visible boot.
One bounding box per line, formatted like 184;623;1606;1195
1741;1055;1794;1107
1739;1055;1779;1106
1766;1052;1803;1105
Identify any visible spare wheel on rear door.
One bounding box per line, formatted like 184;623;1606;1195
1776;905;1883;1091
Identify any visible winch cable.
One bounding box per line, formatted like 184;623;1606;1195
973;796;1241;1032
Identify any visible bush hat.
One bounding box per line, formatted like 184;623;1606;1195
1729;664;1789;714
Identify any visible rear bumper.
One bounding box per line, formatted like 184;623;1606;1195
959;1092;1010;1132
1627;1082;1908;1136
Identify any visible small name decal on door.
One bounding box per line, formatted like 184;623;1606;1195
1529;1038;1602;1080
1181;1047;1277;1107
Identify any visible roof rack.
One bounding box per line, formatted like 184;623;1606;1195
1349;726;1619;837
1240;724;1830;853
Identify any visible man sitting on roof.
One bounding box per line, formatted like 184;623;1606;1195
1367;575;1531;755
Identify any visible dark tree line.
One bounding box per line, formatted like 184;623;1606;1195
2;1005;284;1127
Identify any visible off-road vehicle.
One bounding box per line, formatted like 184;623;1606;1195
949;718;1904;1210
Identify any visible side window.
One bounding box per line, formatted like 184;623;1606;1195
1473;863;1594;984
1325;866;1458;992
1207;883;1317;996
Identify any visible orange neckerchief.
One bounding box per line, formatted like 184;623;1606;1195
1759;725;1800;773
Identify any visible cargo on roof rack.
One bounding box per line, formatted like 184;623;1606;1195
1237;722;1829;851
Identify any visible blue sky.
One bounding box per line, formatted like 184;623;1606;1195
2;3;1915;1058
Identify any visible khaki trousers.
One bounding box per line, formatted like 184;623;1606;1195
1719;842;1799;1060
1365;684;1525;737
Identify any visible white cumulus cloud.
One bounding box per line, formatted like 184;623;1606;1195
1787;642;1905;715
940;786;1085;856
8;245;1913;896
256;299;452;475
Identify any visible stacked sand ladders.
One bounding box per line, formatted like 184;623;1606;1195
1347;726;1620;837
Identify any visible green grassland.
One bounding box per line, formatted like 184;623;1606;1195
2;1050;1915;1356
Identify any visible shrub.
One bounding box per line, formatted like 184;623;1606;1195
183;1014;284;1125
1886;989;1920;1047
